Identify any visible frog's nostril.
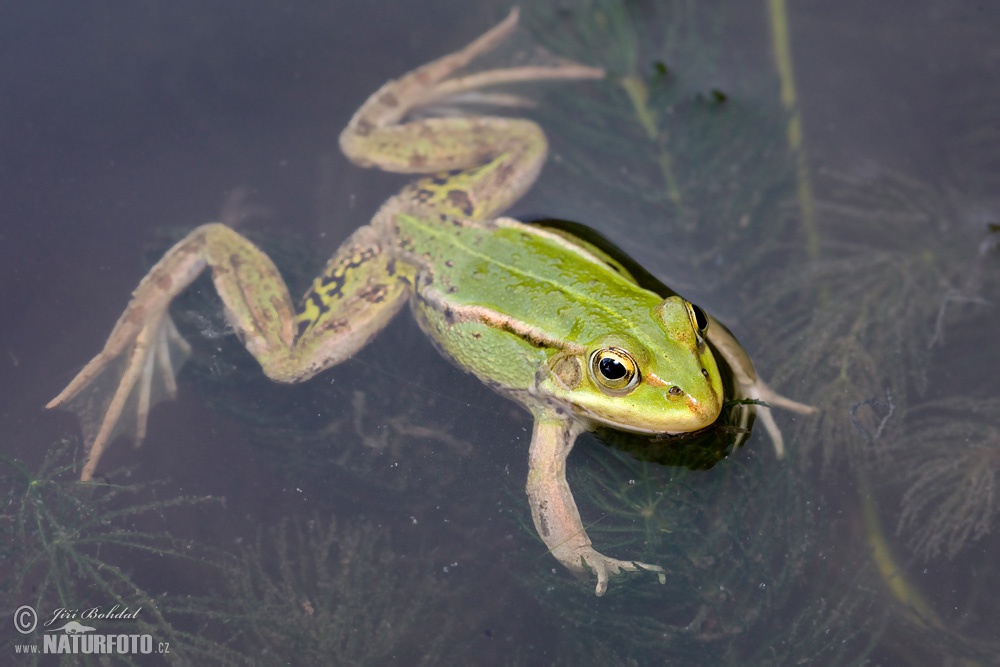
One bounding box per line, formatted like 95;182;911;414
701;368;709;378
668;386;683;396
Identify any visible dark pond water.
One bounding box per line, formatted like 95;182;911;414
2;1;998;665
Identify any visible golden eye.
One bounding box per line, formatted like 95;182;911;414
589;347;640;395
687;302;709;336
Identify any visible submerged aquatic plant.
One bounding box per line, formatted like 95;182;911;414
887;396;1000;560
0;440;218;664
172;515;455;666
747;169;993;470
514;443;882;665
858;391;1000;663
524;0;795;285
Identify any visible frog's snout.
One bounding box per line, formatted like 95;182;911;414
669;381;722;429
686;391;722;424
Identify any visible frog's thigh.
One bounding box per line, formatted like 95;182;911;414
353;117;546;221
289;225;411;379
195;224;406;383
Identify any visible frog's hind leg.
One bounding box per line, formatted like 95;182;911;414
292;224;412;364
340;9;603;222
341;9;602;141
48;223;409;480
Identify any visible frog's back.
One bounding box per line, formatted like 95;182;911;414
396;214;663;347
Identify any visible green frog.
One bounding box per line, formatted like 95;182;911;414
47;10;814;596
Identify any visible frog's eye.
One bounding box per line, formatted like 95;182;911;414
687;302;709;339
589;347;640;395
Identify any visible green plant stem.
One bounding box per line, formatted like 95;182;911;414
767;0;819;260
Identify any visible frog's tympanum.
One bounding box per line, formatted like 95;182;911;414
48;10;814;595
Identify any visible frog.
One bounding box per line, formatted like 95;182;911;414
46;9;815;596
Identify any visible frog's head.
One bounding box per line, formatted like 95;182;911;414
545;296;723;434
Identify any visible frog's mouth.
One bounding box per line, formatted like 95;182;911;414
575;403;722;436
590;419;707;437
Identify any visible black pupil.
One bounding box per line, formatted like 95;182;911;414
692;304;709;332
599;357;627;380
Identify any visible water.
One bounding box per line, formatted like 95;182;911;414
2;1;998;664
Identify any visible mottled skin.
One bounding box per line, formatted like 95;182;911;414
47;10;814;596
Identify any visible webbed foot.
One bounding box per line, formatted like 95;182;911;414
48;309;191;481
578;549;667;597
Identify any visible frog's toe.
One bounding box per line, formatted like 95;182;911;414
635;561;668;584
580;551;666;596
414;91;537;118
411;64;604;115
49;310;191;481
750;380;819;459
756;380;818;415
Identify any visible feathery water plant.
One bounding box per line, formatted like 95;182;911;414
515;443;881;666
0;440;219;664
169;515;455;666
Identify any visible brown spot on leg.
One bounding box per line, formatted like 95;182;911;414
494;161;515;187
446;189;475;216
360;283;389;304
317;318;349;334
536;500;551;537
378;91;399;108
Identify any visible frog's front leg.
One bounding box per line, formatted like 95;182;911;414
704;316;817;458
48;223;409;480
526;414;667;596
